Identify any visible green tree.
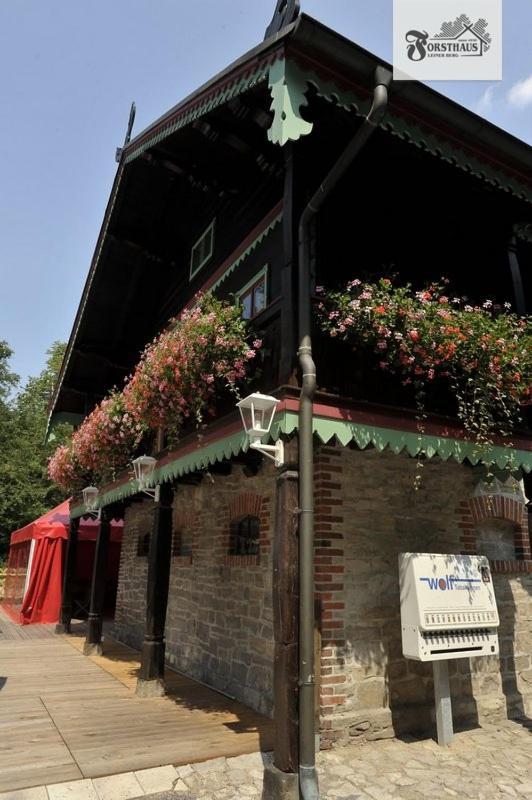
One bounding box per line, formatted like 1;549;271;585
0;342;71;556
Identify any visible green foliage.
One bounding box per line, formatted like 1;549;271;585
0;341;71;556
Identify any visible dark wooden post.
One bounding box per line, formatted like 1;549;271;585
83;507;112;656
264;441;300;800
136;482;174;697
55;516;80;634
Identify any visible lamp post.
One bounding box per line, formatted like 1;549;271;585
236;393;284;467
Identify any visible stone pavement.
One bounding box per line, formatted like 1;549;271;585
2;718;531;800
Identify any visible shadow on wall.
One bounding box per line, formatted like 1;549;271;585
496;572;532;728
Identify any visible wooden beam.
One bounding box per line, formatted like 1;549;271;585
272;439;299;773
136;482;174;697
83;508;112;656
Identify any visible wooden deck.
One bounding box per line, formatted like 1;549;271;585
0;608;274;793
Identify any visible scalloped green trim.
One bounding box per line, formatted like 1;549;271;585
209;213;282;293
267;58;313;146
125;62;272;164
71;411;531;517
282;59;531;203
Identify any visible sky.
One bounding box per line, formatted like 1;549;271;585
1;0;531;385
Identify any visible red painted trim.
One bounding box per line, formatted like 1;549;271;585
279;396;532;450
288;46;531;188
184;201;283;309
124;49;282;159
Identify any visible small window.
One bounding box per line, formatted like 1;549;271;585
238;268;267;320
137;532;150;557
172;527;192;558
190;220;215;279
230;515;260;556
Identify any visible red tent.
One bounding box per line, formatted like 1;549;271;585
3;500;123;625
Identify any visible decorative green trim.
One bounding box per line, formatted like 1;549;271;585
124;62;272;165
209;213;282;293
71;410;531;517
275;58;531;203
381;116;532;204
267;58;313;146
190;218;215;280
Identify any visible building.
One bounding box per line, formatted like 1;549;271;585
49;3;532;798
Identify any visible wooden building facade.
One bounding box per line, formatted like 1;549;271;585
50;4;532;798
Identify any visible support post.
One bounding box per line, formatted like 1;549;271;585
433;660;453;746
263;441;299;800
508;233;526;316
56;517;80;634
83;508;112;656
136;482;174;697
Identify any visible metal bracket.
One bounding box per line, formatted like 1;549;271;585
116;101;136;163
139;484;161;503
264;0;300;40
250;440;285;468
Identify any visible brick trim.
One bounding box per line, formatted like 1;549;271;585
491;559;532;574
227;492;263;520
457;492;530;560
315;446;347;739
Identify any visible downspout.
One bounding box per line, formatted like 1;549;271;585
297;65;392;800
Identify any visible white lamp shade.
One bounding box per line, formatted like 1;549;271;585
237;393;279;439
82;486;99;511
132;455;157;488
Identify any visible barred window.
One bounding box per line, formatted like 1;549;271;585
229;515;260;556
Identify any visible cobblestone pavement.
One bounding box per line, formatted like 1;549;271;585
134;719;532;800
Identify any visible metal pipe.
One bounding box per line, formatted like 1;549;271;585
297;65;392;800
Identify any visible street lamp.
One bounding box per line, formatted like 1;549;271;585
236;393;284;467
132;455;160;501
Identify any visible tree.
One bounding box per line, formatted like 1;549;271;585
0;342;71;556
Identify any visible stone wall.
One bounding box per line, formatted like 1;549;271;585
111;440;532;745
112;501;152;649
316;445;532;747
112;463;276;716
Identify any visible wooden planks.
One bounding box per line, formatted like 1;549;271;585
0;610;274;792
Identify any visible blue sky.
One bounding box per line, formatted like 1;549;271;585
1;0;531;384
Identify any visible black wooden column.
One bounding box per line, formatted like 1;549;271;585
136;482;174;697
55;516;80;634
264;440;300;799
83;507;112;656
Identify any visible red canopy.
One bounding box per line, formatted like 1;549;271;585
10;499;123;544
5;500;123;625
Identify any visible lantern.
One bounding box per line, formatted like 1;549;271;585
236;393;284;467
131;455;160;501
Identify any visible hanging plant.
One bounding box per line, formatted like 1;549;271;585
48;294;261;493
317;277;531;462
122;293;261;441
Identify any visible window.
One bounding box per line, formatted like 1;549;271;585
137;532;150;557
190;220;215;279
238;268;267;320
172;527;192;558
229;515;260;556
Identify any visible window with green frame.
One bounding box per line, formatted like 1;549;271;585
238;267;268;320
190;220;215;279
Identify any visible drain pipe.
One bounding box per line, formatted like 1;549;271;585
297;65;392;800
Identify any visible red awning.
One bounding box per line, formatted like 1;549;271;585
10;499;123;544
